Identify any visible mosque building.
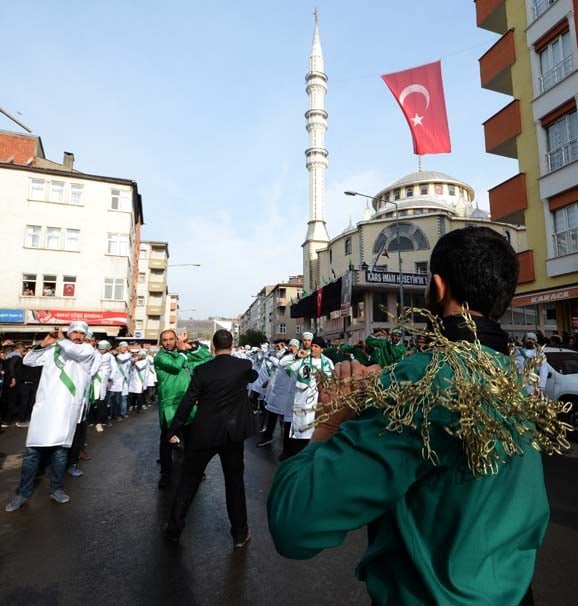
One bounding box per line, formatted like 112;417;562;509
292;13;548;343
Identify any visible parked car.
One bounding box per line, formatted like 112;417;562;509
543;347;578;435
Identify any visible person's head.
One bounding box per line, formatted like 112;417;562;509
311;336;326;358
523;332;538;348
302;331;313;349
288;338;300;354
13;342;25;353
138;349;147;359
66;321;88;344
427;226;519;320
160;329;178;351
390;328;402;344
97;340;110;352
415;335;426;350
118;341;128;353
213;329;233;353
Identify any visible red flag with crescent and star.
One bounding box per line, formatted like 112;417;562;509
381;60;451;155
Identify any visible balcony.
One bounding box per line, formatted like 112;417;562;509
475;0;507;34
539;55;573;93
479;30;515;94
144;329;159;340
148;281;165;293
532;0;558;21
488;173;528;223
483;100;521;158
518;250;535;284
553;227;578;257
546;139;578;172
148;257;167;270
146;305;163;316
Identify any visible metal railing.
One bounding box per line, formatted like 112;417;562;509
539;55;573;93
553;227;578;256
532;0;557;20
546;139;578;172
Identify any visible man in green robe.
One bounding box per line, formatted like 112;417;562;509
365;327;407;367
154;330;211;488
268;227;567;606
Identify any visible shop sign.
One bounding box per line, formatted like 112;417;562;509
0;309;25;323
26;309;128;326
365;269;428;286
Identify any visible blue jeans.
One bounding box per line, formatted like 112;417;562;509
121;394;128;416
110;392;122;418
17;446;69;498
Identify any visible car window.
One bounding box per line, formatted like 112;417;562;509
546;352;578;375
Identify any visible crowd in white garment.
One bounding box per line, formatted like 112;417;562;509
232;332;334;459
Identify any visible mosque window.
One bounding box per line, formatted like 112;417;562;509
420;184;429;195
393;188;401;201
406;186;414;198
415;261;428;274
345;237;352;255
384;191;390;202
329;249;333;264
434;183;443;195
373;223;430;255
448;184;456;195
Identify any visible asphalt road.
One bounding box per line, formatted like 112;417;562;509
1;409;577;606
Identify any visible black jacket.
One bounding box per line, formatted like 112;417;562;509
170;354;258;449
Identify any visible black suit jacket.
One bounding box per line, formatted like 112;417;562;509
170;354;258;449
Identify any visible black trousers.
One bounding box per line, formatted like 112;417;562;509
159;420;174;478
17;382;37;422
167;433;248;542
128;392;144;411
69;421;88;466
262;411;281;441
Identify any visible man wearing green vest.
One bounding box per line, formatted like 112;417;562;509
268;227;567;605
154;329;211;488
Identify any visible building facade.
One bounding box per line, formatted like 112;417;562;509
476;0;578;335
0;130;143;339
165;293;179;332
134;241;169;340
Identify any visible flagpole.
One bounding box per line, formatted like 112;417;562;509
418;155;422;172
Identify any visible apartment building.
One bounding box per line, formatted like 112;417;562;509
133;241;169;340
476;0;578;335
0;130;143;339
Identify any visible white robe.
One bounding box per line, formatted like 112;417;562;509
110;352;131;395
146;355;157;387
128;359;148;393
23;339;95;447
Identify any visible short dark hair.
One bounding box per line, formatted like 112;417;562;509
429;226;519;319
213;329;233;350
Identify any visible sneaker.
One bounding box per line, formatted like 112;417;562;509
5;494;28;512
15;421;29;428
79;451;92;461
95;423;104;432
256;439;273;447
50;490;70;504
68;465;84;478
234;532;252;549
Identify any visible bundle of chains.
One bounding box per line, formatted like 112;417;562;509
314;306;572;477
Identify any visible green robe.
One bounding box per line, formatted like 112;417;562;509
341;343;371;366
154;346;212;426
365;334;407;367
267;349;549;605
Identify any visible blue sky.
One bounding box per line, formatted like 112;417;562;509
1;1;517;320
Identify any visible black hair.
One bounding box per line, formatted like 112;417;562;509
429;226;519;320
213;329;233;350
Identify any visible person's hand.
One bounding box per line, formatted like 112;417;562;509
177;333;192;351
168;435;180;444
311;360;381;442
40;331;59;348
9;378;16;388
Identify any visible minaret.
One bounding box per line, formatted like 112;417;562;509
302;8;329;293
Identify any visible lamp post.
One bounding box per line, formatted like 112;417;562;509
344;191;405;314
167;263;201;267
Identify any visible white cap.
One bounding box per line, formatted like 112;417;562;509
97;340;110;350
302;332;314;340
67;321;89;334
289;338;300;347
138;349;147;356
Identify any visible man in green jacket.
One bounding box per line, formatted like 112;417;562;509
365;327;407;367
154;330;211;488
268;227;568;605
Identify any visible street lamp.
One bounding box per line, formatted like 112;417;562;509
168;263;201;267
344;191;405;314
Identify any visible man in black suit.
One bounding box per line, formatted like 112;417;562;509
164;329;258;548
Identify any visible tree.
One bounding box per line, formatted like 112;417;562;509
238;329;267;347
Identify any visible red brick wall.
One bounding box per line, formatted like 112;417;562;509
0;133;38;165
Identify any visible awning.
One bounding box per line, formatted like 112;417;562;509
290;278;342;319
511;285;578;307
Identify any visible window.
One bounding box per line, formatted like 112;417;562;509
22;274;37;296
138;272;146;283
30;179;46;200
415;261;428;274
62;276;76;297
532;0;558;20
546;111;578;171
384;191;390;202
46;227;62;250
139;249;148;260
345;237;352;255
405;185;414;198
111;188;131;211
64;229;80;251
137;296;145;306
42;275;57;296
539;31;573;92
70;183;84;205
104;278;125;300
420;184;429;195
393;188;401;201
553;202;578;256
448;184;456;195
49;181;65;203
434;183;443;195
296;324;302;334
135;320;144;330
107;233;129;256
278;323;287;334
24;225;42;248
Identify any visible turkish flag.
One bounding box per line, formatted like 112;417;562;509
381;60;451;155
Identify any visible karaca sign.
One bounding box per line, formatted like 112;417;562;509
26;310;128;326
512;286;578;307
